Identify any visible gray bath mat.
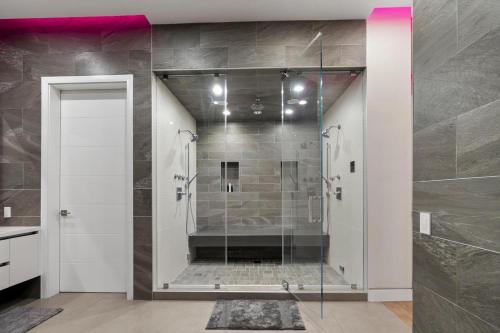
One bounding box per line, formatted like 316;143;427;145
206;300;305;330
0;306;62;333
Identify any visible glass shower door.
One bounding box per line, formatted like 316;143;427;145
281;33;326;313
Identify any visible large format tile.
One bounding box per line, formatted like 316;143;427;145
0;162;23;189
413;177;500;217
152;24;200;49
200;22;256;48
457;100;500;177
0;189;40;216
23;53;75;80
413;117;456;181
455;305;500;333
413;233;459;301
46;32;101;54
413;284;456;333
457;246;500;328
413;0;458;77
457;0;500;50
133;217;152;300
256;21;313;47
415;27;500;130
312;20;366;46
133;189;152;217
75;51;129;75
432;213;500;253
173;47;228;69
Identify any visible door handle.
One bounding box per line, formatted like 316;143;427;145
60;209;71;217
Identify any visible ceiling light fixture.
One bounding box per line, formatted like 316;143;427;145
293;84;304;93
299;100;308;105
285;108;294;115
212;83;223;96
223;109;231;116
253;110;262;115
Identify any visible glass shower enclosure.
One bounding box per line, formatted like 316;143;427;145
154;32;366;314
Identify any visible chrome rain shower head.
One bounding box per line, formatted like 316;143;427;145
322;124;341;138
178;129;199;142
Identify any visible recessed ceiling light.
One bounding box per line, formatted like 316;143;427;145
223;109;231;116
299;100;308;105
168;121;174;125
212;84;223;96
285;108;294;115
293;84;304;93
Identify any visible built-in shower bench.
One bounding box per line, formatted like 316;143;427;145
188;226;329;261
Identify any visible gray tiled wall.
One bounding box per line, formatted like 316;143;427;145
152;21;366;70
196;121;321;234
0;19;153;300
413;0;500;331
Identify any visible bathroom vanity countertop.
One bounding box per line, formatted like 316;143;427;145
0;226;40;239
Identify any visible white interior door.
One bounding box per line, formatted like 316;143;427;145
59;89;127;293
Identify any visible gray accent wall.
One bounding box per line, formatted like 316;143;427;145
196;121;321;234
152;21;366;70
413;0;500;332
0;18;153;300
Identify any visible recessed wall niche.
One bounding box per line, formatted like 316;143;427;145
221;162;239;192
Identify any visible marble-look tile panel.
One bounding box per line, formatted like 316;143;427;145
415;27;500;130
413;117;456;181
133;189;152;217
133;216;152;300
23;161;40;189
173;47;228;69
0;81;40;109
455;305;500;333
133;131;152;161
0;162;23;189
0;216;40;226
413;233;459;301
413;283;456;333
433;213;500;253
200;22;256;48
23;53;75;80
152;24;200;49
256;21;313;47
457;0;500;50
75;51;129;75
0;189;40;216
152;48;174;70
46;32;101;54
312;20;366;46
133;161;152;189
457;246;500;328
413;0;458;77
413;177;500;217
101;25;151;51
457;100;500;177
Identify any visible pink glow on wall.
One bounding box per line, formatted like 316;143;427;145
368;7;412;21
0;15;150;34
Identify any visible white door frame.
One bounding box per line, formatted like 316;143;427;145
40;75;134;300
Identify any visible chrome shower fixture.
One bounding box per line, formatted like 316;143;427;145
178;129;199;142
321;124;341;138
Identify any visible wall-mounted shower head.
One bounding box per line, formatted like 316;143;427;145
322;124;341;138
178;129;199;142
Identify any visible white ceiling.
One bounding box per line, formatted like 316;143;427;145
0;0;411;24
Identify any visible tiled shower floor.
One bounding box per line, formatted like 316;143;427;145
171;261;349;286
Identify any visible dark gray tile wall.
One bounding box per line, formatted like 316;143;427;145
152;21;366;70
413;0;500;331
0;18;153;300
196;121;321;234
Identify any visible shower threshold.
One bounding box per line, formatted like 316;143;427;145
152;285;366;301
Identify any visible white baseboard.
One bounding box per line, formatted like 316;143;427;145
368;289;413;302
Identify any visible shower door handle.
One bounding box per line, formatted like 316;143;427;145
308;196;313;223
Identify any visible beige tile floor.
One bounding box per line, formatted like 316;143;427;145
28;293;411;333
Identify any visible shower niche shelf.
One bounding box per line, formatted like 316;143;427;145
221;161;239;192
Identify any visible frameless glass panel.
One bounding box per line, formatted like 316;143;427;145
280;33;325;316
224;70;285;286
157;74;229;288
